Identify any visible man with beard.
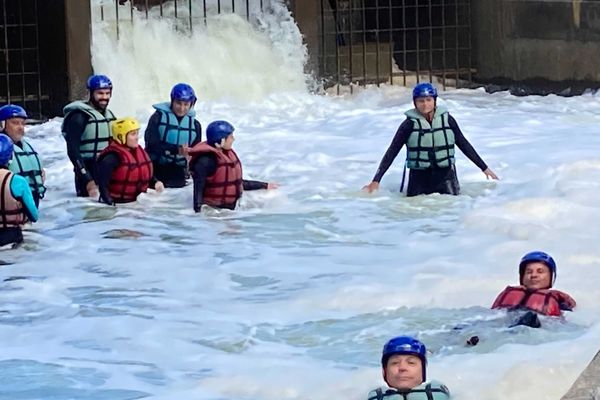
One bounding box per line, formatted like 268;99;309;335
62;74;116;197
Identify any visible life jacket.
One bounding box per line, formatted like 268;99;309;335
8;139;46;199
0;169;25;228
99;142;153;203
62;101;116;159
368;382;451;400
152;102;199;167
405;105;455;170
491;286;576;317
190;143;243;208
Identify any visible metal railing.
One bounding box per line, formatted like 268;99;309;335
97;0;264;37
319;0;473;92
0;0;45;119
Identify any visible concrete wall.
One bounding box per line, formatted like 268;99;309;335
473;0;600;82
289;0;321;77
64;0;93;101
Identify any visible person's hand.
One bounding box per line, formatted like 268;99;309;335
178;144;190;157
86;181;99;198
154;181;164;193
362;181;380;193
41;168;46;184
483;168;499;180
267;182;279;190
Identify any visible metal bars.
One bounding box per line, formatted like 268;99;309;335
319;0;473;90
0;0;46;119
99;0;262;33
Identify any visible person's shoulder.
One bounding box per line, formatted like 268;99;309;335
427;379;450;392
366;387;388;400
10;173;30;191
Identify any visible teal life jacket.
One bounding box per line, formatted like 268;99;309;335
8;139;46;198
368;381;451;400
153;102;198;167
405;106;455;170
62;101;116;160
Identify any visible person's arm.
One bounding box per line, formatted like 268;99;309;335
191;120;202;145
96;152;120;205
144;112;180;158
191;154;217;212
63;111;94;184
372;119;412;182
449;115;488;171
10;175;38;222
242;179;268;191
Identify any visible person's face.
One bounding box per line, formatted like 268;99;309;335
383;354;423;390
91;89;112;110
221;134;235;150
171;100;192;118
3;118;25;142
414;96;435;116
125;129;139;148
522;262;552;290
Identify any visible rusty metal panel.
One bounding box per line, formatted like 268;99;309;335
0;0;47;119
319;0;473;90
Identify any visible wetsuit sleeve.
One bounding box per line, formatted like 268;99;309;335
96;152;120;205
191;154;218;212
10;175;38;222
144;112;180;158
192;120;202;145
63;110;93;184
372;119;412;182
243;180;268;190
449;115;488;171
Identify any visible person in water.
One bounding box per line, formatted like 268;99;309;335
368;336;451;400
0;134;38;247
62;74;117;198
0;105;46;207
363;83;498;196
144;83;202;188
492;251;576;322
189;120;277;211
96;117;164;205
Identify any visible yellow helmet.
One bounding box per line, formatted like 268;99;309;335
111;117;140;145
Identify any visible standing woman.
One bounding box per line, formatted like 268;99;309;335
96;118;163;205
363;83;498;196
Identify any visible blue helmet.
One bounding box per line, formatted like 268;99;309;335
206;120;235;147
87;74;113;91
0;104;28;121
412;83;437;100
0;134;14;165
170;83;197;104
382;336;427;381
519;251;557;286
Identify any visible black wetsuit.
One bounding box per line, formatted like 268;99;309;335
96;152;158;205
62;110;101;197
144;112;202;188
372;116;488;196
190;153;267;211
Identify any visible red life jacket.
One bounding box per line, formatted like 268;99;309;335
491;286;576;317
0;169;25;227
99;142;153;203
190;143;243;208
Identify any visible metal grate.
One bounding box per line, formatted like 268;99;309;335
98;0;264;36
0;0;46;119
319;0;473;92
